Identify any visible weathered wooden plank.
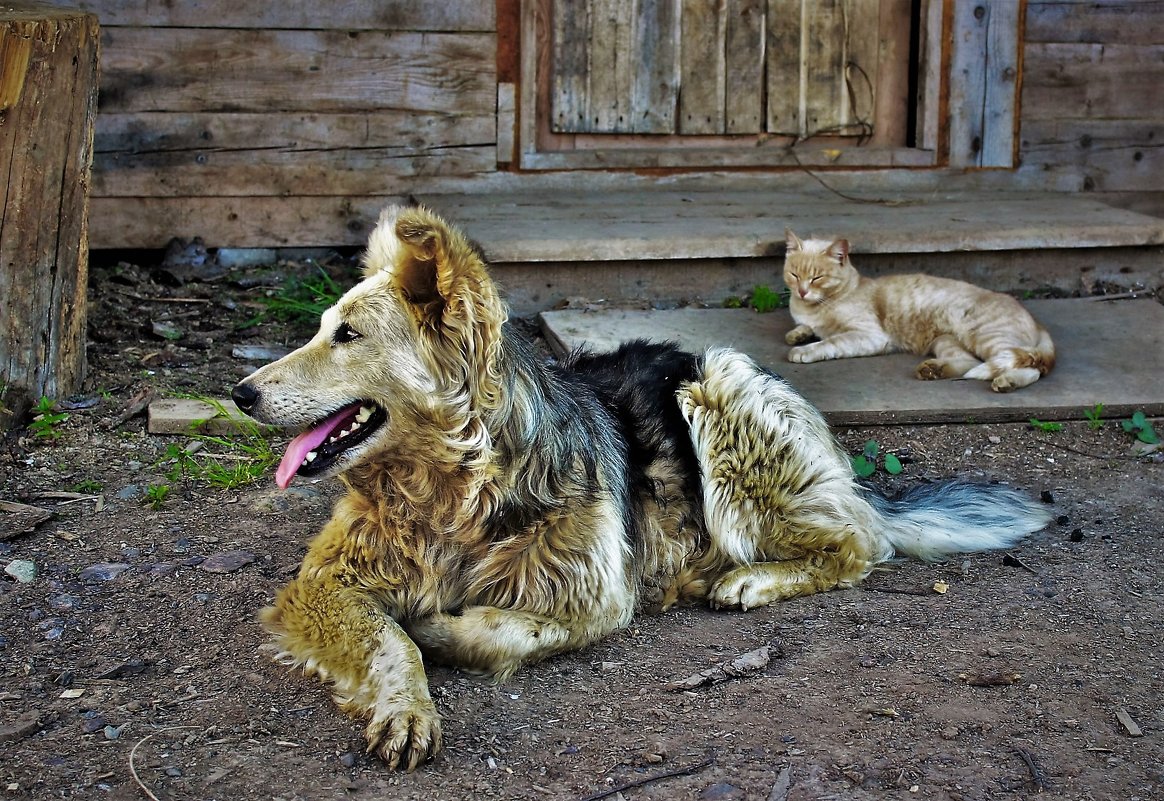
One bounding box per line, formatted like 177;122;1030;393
70;1;496;31
947;0;990;166
497;83;517;164
1022;43;1164;120
724;0;765;134
588;0;635;132
917;0;945;152
1025;0;1164;45
91;111;496;196
0;6;98;402
539;300;1164;426
631;0;680;133
844;0;880;138
516;143;935;169
869;0;912;148
981;1;1021;166
550;0;590;132
765;0;802;135
678;0;726;134
803;0;846;137
417;190;1164;262
99;28;496;114
1020;119;1164;193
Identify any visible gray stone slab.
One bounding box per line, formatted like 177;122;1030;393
420;190;1164;263
539;298;1164;425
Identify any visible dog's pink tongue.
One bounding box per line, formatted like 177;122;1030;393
275;407;352;489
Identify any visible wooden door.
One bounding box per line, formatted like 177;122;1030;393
524;0;917;168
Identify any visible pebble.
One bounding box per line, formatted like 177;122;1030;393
78;563;133;582
199;550;256;573
700;783;745;800
49;594;81;611
339;752;358;768
143;563;178;577
4;559;37;583
104;723;127;740
0;711;43;743
82;716;108;734
115;485;142;501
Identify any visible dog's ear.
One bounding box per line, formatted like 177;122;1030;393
390;206;495;324
362;206;406;278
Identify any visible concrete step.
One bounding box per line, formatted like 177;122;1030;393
417;189;1164;314
539;298;1164;426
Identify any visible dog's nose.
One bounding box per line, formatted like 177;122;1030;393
231;382;260;414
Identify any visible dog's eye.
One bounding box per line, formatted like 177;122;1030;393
332;322;362;345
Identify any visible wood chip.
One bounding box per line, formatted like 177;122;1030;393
1115;708;1143;737
0;500;52;541
767;765;792;801
666;645;776;691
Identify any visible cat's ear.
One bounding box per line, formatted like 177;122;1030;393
785;228;804;252
827;239;850;264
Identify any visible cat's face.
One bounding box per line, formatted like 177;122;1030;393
783;231;856;305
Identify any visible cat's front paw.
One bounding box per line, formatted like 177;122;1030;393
788;345;821;364
784;325;815;346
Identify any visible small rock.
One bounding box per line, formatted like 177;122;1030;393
0;711;43;743
49;594;80;611
339;752;358;768
104;723;127;740
164;766;183;778
700;782;745;800
143;563;178;577
987;436;1001;444
81;715;108;734
231;344;292;362
78;562;132;582
96;658;148;679
4;559;37;583
940;725;960;740
199;550;256;574
217;247;276;269
115;485;142;501
150;320;184;341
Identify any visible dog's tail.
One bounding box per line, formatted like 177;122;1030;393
864;480;1051;562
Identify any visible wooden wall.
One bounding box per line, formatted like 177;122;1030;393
80;2;498;248
1018;1;1164;216
70;0;1163;249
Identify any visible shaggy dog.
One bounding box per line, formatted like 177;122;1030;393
231;206;1049;770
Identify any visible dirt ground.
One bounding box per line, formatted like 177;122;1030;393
1;254;1161;801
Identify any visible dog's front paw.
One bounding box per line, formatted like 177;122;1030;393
365;697;443;771
709;567;784;611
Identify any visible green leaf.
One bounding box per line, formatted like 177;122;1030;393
883;453;903;475
1029;418;1062;433
1137;426;1159;445
852;455;877;477
1121;419;1137;434
1131;411;1148;428
749;285;785;313
863;440;880;458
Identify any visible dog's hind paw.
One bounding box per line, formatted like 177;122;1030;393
365;698;443;771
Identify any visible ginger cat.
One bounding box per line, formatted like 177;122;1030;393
782;230;1055;392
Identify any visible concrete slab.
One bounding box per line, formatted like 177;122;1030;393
539;298;1164;425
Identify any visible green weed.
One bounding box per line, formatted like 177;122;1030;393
1029;418;1062;433
72;479;103;493
749;285;787;313
1083;403;1105;430
1120;411;1159;445
28;397;70;440
144;483;170;510
851;440;903;478
253;267;346;326
158;397;279;491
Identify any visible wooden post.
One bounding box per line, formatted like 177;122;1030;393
0;3;99;417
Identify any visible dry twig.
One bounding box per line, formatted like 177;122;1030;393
577;757;715;801
129;726;198;800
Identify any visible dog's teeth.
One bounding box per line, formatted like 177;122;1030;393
356;407;372;423
304;451;317;463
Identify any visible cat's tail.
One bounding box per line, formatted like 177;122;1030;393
865;480;1051;561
